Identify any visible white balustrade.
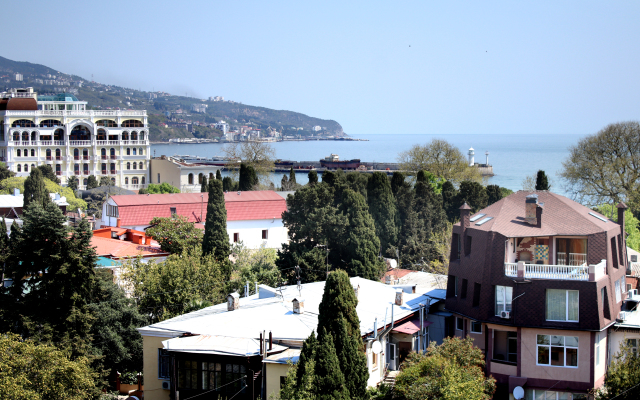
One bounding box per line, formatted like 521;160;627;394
505;262;518;277
504;262;595;281
5;110;146;117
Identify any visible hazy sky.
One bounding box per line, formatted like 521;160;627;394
4;1;640;135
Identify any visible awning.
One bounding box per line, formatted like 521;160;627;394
391;319;433;335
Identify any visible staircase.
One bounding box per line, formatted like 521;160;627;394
383;370;400;386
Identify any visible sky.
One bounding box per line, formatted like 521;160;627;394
3;1;640;135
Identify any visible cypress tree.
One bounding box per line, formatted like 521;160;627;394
308;170;318;186
295;331;317;389
322;170;337;186
289;167;297;185
441;180;458;222
23;168;49;209
281;174;289;190
222;176;233;192
535;170;550;190
0;217;8;266
366;172;398;255
200;176;208;193
331;190;384;280
390;171;405;197
486;184;503;206
86;175;98;189
239;163;258;191
314;329;349;400
216;169;222;181
202;179;231;272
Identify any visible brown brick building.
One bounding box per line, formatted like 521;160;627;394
446;191;627;399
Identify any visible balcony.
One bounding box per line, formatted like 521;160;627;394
557;253;587;266
70;140;91;146
101;170;108;175
55;156;63;161
101;155;108;160
110;170;117;175
56;171;62;176
505;259;606;281
74;156;80;160
83;155;90;160
110;155;117;160
83;171;90;175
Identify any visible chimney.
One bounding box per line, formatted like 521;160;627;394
459;203;471;234
395;289;404;306
525;194;539;225
293;298;304;314
536;203;544;228
618;202;628;228
227;292;240;311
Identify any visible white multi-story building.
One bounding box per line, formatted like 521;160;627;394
0;87;150;190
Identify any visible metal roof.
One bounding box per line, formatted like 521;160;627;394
162;334;287;357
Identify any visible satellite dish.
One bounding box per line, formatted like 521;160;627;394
513;386;524;400
372;341;382;354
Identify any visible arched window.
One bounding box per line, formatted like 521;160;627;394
139;162;143;170
122;131;129;141
97;129;106;141
126;162;131;170
74;164;80;174
110;148;115;156
188;173;194;185
133;162;137;170
125;177;129;185
24;164;28;172
110;163;115;173
12;132;19;141
139;148;144;155
54;129;64;141
55;149;61;158
101;148;106;156
12;119;35;128
23;148;27;156
82;149;89;159
132;177;139;185
101;163;107;173
140;131;146;140
198;173;203;184
39;119;62;128
83;179;88;186
96;120;117;127
132;148;137;155
74;149;79;160
17;164;21;172
126;148;131;155
55;164;61;174
30;131;36;141
30;149;35;157
209;173;214;180
83;164;89;173
131;131;138;141
70;125;90;141
16;149;21;157
121;120;143;128
141;176;146;185
46;149;51;159
31;164;35;169
21;131;28;141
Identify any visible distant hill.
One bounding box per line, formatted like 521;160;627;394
0;56;344;141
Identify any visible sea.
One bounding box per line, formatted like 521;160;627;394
151;134;585;196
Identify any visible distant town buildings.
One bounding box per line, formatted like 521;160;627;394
14;73;22;81
190;103;208;113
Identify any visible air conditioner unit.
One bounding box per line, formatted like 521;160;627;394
500;311;511;319
629;289;638;299
161;380;171;390
618;311;628;322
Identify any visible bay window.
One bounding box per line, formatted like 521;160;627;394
546;289;579;322
537;334;578;367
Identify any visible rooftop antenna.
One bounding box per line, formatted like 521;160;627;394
295;265;302;297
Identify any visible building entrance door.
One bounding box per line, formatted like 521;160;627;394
387;343;397;370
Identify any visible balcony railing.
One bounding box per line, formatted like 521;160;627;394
83;155;90;160
74;156;80;160
557;253;587;266
101;155;108;160
110;170;117;175
505;259;606;281
110;155;117;159
70;140;91;146
4;110;147;117
83;171;89;175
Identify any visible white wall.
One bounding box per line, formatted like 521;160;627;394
227;219;288;249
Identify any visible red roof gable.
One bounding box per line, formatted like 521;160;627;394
111;191;287;227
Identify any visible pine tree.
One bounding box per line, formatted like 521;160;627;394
331;189;384;280
216;169;222;181
86;175;98;189
202;179;231;274
535;170;550;190
289;167;297;185
23;168;49;209
222;176;233;191
314;329;349;400
366;172;398;256
308;170;318;186
390;171;405;197
201;176;207;193
321;170;337;186
441;180;459;222
67;176;79;192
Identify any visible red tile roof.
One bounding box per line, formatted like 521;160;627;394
91;235;169;259
111;191;287;227
380;269;415;283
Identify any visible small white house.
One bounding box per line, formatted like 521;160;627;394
100;190;289;249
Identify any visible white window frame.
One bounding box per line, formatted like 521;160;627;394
628;338;638;356
495;285;513;316
536;334;579;368
595;332;600;366
471;320;482;334
456;317;464;331
615;279;621;303
545;289;579;322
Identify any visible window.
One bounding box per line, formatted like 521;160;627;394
133;148;137;155
495;286;513;315
546;289;579;322
178;360;198;389
234;233;240;243
126;162;131;170
158;349;170;379
628;283;633;292
628;339;638;356
126;148;131;155
225;364;246;392
106;205;119;218
451;233;460;260
202;362;222;391
471;321;482;334
30;149;34;157
157;173;160;183
23;164;28;172
133;162;137;170
612;237;619;268
615;279;622;303
456;317;464;331
473;283;481;307
139;148;144;155
461;279;468;299
122;119;144;127
280;376;286;389
372;350;378;369
556;238;587;266
139;162;144;170
596;333;601;366
262;229;268;240
188;173;194;185
465;235;472;256
16;164;21;172
125;177;129;185
493;330;517;362
537;334;578;367
170;207;177;217
16;149;21;157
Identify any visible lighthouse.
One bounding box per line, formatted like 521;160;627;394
468;148;475;167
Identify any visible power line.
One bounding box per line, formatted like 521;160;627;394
180;376;247;400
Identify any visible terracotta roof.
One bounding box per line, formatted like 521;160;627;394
6;98;37;111
381;268;415;283
91;235;169;259
458;190;617;237
111;191;287;226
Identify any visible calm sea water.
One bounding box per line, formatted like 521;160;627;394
151;134;585;195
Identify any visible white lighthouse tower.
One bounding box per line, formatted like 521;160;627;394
468;148;475;167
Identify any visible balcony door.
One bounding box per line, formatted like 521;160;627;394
556;238;587;266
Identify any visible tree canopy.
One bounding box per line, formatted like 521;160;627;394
146;215;204;254
23;168;49;209
202;179;231;273
596;341;640;400
141;182;180;194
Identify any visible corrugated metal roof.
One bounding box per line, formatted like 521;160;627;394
163;334;287;356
